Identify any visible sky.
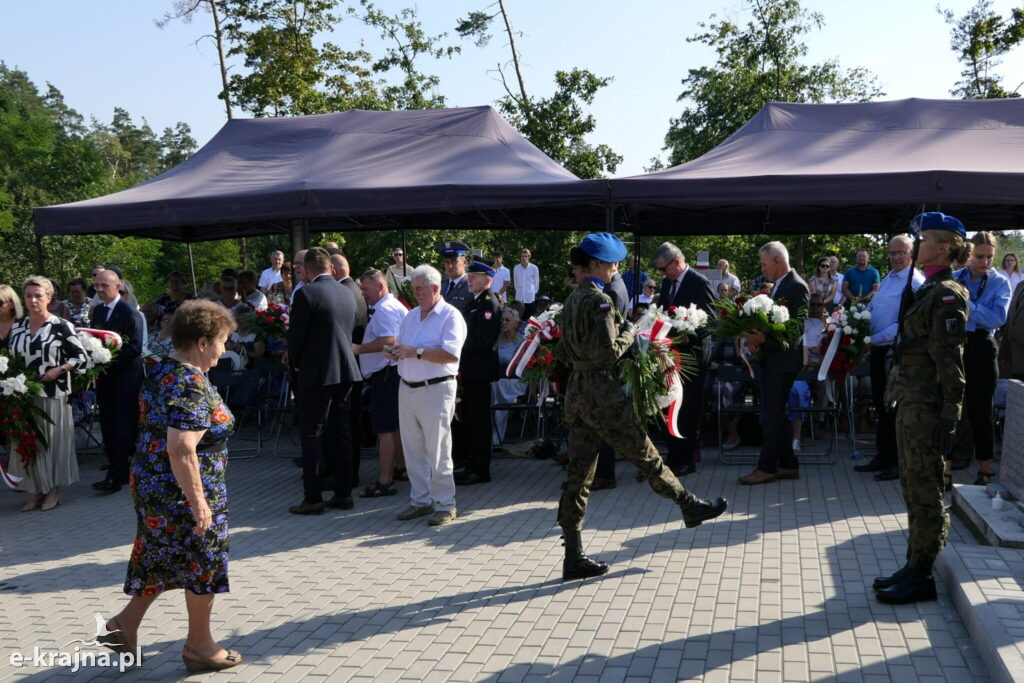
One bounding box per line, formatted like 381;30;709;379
3;0;1024;176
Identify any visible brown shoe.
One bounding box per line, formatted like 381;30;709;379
775;467;800;480
397;504;434;521
738;469;777;485
288;501;325;515
428;508;457;526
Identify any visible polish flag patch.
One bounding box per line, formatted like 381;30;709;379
484;311;493;320
599;302;612;311
942;295;956;305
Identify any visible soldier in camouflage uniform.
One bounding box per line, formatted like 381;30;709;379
875;212;970;605
555;233;728;581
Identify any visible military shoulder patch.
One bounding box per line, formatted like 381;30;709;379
941;295;956;305
945;317;961;333
599;302;612;311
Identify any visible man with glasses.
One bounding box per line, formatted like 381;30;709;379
386;248;409;292
653;242;716;476
856;235;925;481
627;279;658;319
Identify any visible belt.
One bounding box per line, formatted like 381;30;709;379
401;375;454;389
196;440;228;453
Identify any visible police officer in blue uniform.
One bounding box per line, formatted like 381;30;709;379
454;257;503;485
439;241;473;314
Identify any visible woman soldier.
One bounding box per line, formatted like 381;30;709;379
875;212;970;605
556;232;727;581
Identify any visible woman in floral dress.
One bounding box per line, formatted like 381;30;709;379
100;301;243;673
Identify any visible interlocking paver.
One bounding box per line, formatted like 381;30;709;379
0;436;1005;681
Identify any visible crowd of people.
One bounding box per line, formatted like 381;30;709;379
1;218;1019;666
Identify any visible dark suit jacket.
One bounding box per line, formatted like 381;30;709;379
460;289;502;382
1000;281;1024;375
288;273;361;388
606;273;629;316
658;266;716;353
339;276;369;343
762;269;810;373
89;298;144;391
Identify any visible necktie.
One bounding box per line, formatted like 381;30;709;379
95;305;109;326
669;279;679;304
367;305;375;318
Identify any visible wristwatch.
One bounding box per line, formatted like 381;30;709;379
416;347;424;359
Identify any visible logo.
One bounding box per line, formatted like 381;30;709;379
7;613;142;673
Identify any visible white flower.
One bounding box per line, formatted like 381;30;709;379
92;347;113;364
770;305;790;324
0;374;29;396
864;336;872;344
843;325;854;335
859;310;871;320
0;355;8;373
742;294;773;316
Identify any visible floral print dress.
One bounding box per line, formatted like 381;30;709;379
124;358;234;597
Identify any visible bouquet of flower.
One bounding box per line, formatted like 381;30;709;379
394;278;415;311
0;352;51;478
817;303;872;383
72;329;122;393
506;304;564;384
620;306;695;435
243;302;289;338
711;294;804;350
666;303;711;338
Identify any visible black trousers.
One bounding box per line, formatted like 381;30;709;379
349;380;363;485
595;442;616;480
756;369;800;473
461;380;494;477
97;381;141;484
298;382;353;503
870;345;898;467
954;332;998;462
663;361;707;470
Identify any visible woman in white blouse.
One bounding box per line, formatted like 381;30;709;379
998;253;1023;294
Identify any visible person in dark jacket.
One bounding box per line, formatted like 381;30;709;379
287;248;362;515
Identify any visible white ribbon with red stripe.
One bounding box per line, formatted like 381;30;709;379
639;318;684;438
506;318;559;379
1;461;22;489
76;328;123;347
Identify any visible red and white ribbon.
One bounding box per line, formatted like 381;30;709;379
76;328;123;347
0;461;22;489
506;318;559;379
817;327;842;382
641;320;682;437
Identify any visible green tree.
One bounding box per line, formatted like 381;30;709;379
664;0;883;165
940;0;1024;98
455;1;622;180
157;0;236;119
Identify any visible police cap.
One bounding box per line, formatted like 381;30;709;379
467;257;495;277
578;232;627;263
909;212;966;239
438;240;470;257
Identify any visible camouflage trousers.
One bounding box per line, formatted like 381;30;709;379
895;402;949;572
557;370;686;531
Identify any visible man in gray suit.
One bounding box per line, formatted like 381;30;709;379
288;248;362;514
740;241;810;485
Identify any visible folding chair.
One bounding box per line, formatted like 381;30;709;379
209;368;266;459
716;364;762;465
790;368;840;464
844;360;875;460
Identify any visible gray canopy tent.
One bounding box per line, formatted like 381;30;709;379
610;97;1024;235
33;106;609;244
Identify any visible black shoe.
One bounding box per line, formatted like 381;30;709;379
875;569;937;604
680;495;729;528
872;565;909;591
289;501;325;515
874;468;899;481
672;463;697;477
92;479;122;494
854;457;886;473
561;530;609;581
589;477;616;491
324;496;354;510
454;471;490;486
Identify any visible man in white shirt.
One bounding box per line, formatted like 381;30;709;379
717;259;741;293
386;264;467;527
354;268;408;497
258;250;285;292
238;270;269;311
490;251;511;305
513;248;541;316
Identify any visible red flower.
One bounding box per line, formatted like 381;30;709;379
142;585;161;597
842;336;853;346
149;440;162;453
161;374;175;386
165;525;176;533
668;306;677;314
145;516;163;529
211;405;231;424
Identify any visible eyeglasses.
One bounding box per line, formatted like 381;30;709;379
655;260;675;273
888;250;909;257
393;253;403;257
644;284;655;289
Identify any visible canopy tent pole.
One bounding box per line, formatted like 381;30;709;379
401;229;408;277
187;243;198;296
633;231;642;308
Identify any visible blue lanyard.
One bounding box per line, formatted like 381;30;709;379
584;277;605;291
958;271;987;302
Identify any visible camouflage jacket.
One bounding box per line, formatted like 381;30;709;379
556;280;634;372
889;267;968;421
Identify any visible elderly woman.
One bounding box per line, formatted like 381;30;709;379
0;284;22;349
147;309;176;358
154;271;194;315
266;262;293;307
874;213;970;605
8;276;87;511
59;278;92;327
492;307;527;445
100;300;242;672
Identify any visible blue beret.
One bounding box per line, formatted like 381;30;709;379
909;212;966;238
579;232;627;263
467;257;495;277
438;240;469;257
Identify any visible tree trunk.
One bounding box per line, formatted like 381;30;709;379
497;0;529;116
209;0;233;120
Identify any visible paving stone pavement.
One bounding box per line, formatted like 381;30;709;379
0;438;997;682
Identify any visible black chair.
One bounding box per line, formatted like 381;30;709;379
208;368;266;459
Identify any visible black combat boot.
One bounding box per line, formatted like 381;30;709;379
561;530;609;581
679;492;728;528
872;565;909;591
875;568;937;604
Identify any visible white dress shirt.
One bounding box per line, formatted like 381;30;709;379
491;265;511;296
866;265;925;346
513;262;540;303
245;288;269;311
359;293;407;377
396;299;467;382
258;267;283;290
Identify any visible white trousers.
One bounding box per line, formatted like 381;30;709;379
398;380;457;511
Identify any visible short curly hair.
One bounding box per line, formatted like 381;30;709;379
172;300;237;351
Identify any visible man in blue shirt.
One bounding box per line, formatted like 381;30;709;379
842;248;881;305
855;236;925;481
951;232;1011;484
